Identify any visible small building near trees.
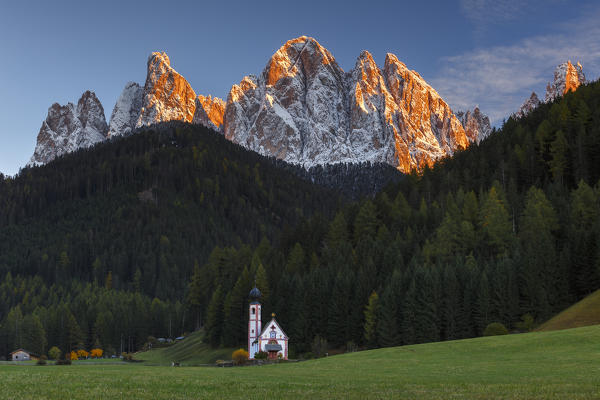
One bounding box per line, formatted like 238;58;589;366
10;349;39;361
248;286;289;360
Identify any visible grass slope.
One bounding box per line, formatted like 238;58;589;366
537;290;600;332
134;331;235;365
1;325;599;399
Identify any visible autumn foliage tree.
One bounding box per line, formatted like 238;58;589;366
90;348;103;358
232;348;249;365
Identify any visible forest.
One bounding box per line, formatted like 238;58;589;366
1;80;599;358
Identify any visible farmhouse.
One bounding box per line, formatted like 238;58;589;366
10;349;39;361
248;286;289;360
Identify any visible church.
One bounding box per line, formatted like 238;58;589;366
248;286;289;360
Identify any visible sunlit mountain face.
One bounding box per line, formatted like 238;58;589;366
28;36;497;172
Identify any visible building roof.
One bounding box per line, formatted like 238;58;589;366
249;286;262;300
264;343;283;352
259;317;289;340
9;348;38;356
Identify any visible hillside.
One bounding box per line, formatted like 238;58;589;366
2;79;600;360
2;325;599;399
0;121;342;357
537;290;600;332
135;331;234;365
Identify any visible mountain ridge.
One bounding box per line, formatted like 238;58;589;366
28;37;495;172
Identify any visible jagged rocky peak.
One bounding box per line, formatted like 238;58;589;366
193;94;226;132
382;53;469;170
224;36;469;173
29;91;108;166
515;92;541;119
545;61;586;102
136;51;197;127
224;36;350;164
456;107;492;144
108;82;143;137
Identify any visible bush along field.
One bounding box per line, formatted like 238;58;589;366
0;325;598;400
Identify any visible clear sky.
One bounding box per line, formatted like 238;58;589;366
1;0;599;175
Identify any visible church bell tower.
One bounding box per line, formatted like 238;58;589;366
248;286;262;359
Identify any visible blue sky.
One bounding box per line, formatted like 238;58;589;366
1;0;599;175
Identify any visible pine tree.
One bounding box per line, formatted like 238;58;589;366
363;291;380;349
377;284;400;347
474;271;491;335
205;285;224;347
187;261;204;330
22;314;47;355
479;186;513;257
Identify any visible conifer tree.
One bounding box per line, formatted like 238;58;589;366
363;291;380;349
205;286;224;347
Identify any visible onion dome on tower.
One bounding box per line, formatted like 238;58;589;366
249;286;262;302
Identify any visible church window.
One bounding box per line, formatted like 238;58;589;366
251;307;255;315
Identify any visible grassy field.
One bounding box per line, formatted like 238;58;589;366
1;325;599;399
537;290;600;332
133;331;235;365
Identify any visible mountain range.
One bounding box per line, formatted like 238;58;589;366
28;37;585;173
516;60;586;119
29;37;489;172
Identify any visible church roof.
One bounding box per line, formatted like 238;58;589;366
259;317;288;340
264;343;282;352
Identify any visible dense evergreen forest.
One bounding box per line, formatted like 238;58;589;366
0;122;341;357
1;80;600;359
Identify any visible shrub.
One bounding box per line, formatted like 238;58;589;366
232;349;249;365
48;346;61;360
515;314;536;332
55;359;71;365
68;351;78;361
36;356;47;366
90;348;103;358
122;352;134;361
254;351;268;360
484;322;509;336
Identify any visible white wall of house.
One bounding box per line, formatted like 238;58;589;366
11;351;31;361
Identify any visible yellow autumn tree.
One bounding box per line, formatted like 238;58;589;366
232;349;249;365
69;351;78;361
77;349;89;359
90;348;103;358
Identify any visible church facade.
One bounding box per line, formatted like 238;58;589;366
248;286;288;360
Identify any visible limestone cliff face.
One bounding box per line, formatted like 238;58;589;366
515;92;541;119
224;37;350;164
136;52;197;127
29;91;108;165
545;61;586;103
456;107;492;144
29;39;481;172
223;36;469;173
108;82;143;137
193;95;226;132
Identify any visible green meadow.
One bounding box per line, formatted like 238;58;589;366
1;325;599;399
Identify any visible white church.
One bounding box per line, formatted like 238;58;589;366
248;286;289;360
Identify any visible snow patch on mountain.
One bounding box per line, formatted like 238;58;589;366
108;82;143;137
29;91;108;165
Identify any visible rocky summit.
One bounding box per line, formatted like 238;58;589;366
515;92;541;119
108;82;143;138
515;61;586;118
29;37;491;174
224;36;472;173
456;107;492;144
29;91;108;165
545;61;586;103
136;52;197;128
